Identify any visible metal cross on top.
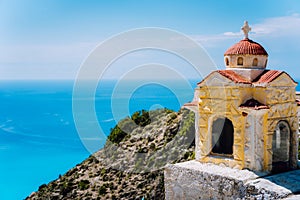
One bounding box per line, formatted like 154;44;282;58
241;21;251;39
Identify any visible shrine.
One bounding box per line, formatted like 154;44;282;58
188;21;298;173
165;21;300;199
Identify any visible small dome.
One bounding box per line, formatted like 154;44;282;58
224;22;268;70
224;38;268;56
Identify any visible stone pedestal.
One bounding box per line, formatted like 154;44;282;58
164;161;300;199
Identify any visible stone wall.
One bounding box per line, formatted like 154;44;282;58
243;109;268;171
165;161;293;200
197;84;251;169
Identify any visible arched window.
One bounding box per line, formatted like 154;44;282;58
272;121;290;173
237;57;243;66
211;117;234;155
225;58;229;66
252;58;258;66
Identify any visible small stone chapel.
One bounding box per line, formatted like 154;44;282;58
165;21;300;200
187;21;298;173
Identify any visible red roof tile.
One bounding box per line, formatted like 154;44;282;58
217;70;250;84
198;70;296;86
224;39;268;56
240;98;269;110
253;70;283;83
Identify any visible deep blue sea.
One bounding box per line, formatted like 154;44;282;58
0;80;198;200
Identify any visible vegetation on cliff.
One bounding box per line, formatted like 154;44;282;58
27;108;195;200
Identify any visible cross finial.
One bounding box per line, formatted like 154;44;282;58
241;21;251;39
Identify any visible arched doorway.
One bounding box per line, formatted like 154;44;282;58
272;121;291;173
211;117;234;155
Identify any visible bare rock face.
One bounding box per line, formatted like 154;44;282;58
26;108;195;200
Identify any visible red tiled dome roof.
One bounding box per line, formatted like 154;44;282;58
224;38;268;56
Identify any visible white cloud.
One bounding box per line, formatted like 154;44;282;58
192;14;300;46
223;32;242;37
252;14;300;37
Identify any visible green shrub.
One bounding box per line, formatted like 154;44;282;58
178;110;195;137
98;185;107;195
100;168;106;176
183;152;190;160
190;151;195;159
131;110;151;127
107;110;151;144
78;179;90;190
169;112;177;120
149;142;156;151
164;108;174;114
38;184;47;191
108;125;127;144
60;181;73;195
107;117;136;144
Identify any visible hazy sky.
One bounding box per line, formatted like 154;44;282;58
1;0;300;80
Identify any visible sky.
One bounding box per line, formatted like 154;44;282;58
1;0;300;80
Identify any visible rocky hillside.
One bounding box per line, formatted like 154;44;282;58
26;108;195;200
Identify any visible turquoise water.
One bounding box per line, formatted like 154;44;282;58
0;80;197;200
1;80;299;199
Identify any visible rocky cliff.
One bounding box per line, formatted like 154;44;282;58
26;108;195;200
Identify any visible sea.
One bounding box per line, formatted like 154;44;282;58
0;79;199;200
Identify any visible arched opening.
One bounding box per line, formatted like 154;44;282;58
225;57;229;66
272;121;291;173
211;117;234;155
252;58;258;66
237;57;243;66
